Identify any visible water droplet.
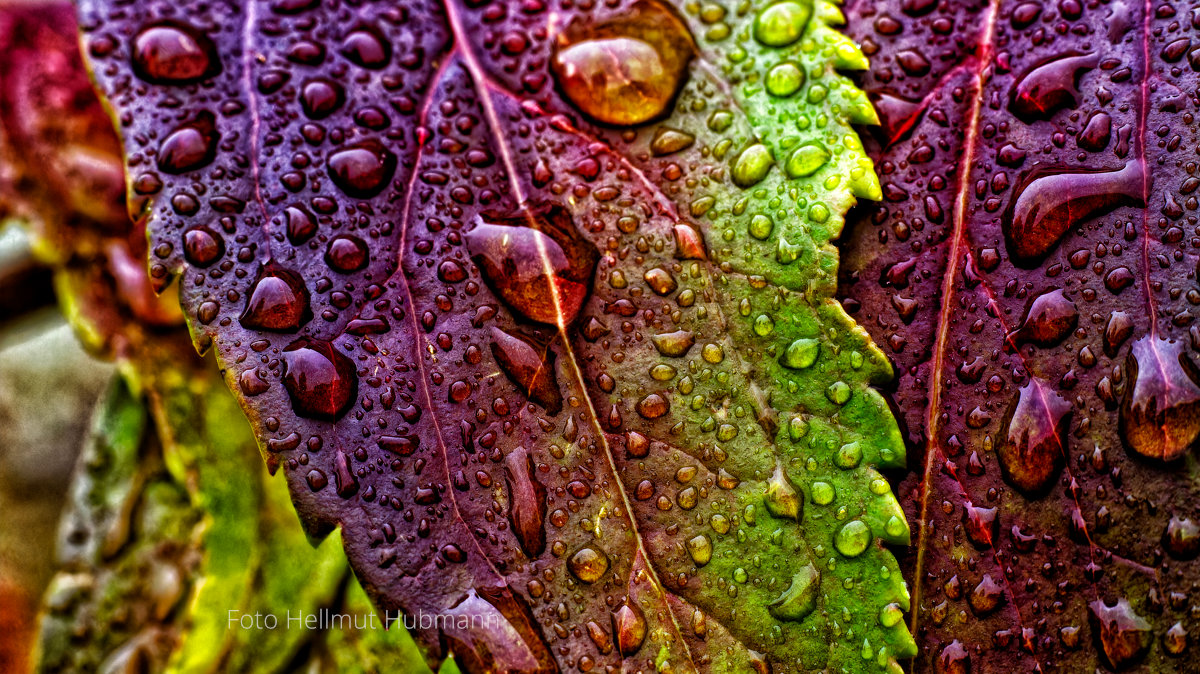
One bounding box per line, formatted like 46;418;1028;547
611;602;646;656
131;23;220;84
490;328;563;414
1003;161;1146;266
466;205;598;326
997;379;1071;495
731;143;774;188
157;112;219;174
834;519;871;557
1121;337;1200;461
781;338;819;369
328;140;397;199
1088;599;1151;670
282;339;357;421
764;464;802;521
754;1;812;47
784;143;830;178
968;575;1004;616
300;79;345;119
767;564;819;621
1077;111;1112;151
1009;52;1098;122
1010;289;1077;348
285;206;318;244
650;127;695;156
936;640;969;674
636;393;670;419
240;266;311;332
339;27;390;69
765;62;805;97
325;234;369;273
686;534;712;566
183;227;224;267
568;547;609;584
651;330;695;357
1163;516;1200;560
551;0;695;126
504;446;547;556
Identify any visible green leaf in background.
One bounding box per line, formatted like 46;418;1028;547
36;369;437;674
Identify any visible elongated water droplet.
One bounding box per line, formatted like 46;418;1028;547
504;446;547;557
1003;161;1146;265
1121;337;1200;461
768;564;819;621
997;379;1071;496
1009;52;1098;122
490;328;563;414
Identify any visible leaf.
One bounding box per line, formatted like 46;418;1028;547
0;0;185;368
37;368;434;673
839;0;1200;670
77;0;918;671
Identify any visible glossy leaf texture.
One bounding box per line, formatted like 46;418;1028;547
839;0;1200;670
78;0;917;670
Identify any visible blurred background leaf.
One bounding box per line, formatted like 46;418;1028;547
0;2;447;671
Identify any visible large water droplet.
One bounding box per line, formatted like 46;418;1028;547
157;112;218;174
550;0;695;126
767;564;819;622
339;27;390;69
282;339;357;420
997;379;1071;496
1003;161;1146;266
183;227;224;267
1088;599;1151;670
568;547;609;583
239;266;311;332
328;140;396;199
325;235;369;273
1163;516;1200;560
834;519;871;557
466;204;599;326
1009;289;1077;348
131;23;221;84
1120;336;1200;461
1009;52;1098;122
490;328;563;414
300;79;345;119
611;602;646;656
504;446;547;557
754;1;813;47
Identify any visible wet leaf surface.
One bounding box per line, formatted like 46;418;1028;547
78;0;916;670
839;0;1200;669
